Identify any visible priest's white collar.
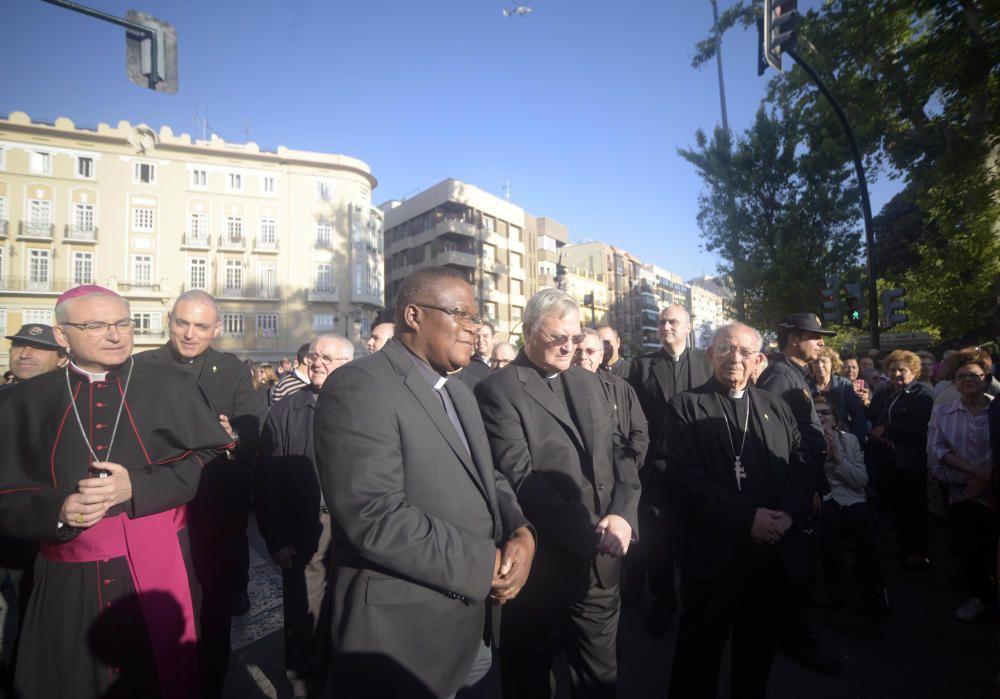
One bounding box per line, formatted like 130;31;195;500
69;362;109;383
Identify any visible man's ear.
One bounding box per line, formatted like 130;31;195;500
402;304;422;332
53;325;72;353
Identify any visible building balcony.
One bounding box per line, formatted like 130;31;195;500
65;225;98;243
434;249;478;269
307;288;339;303
430;219;479;240
18;222;54;240
115;282;165;294
315;236;333;249
133;329;166;340
254;237;279;253
0;277;73;294
217;283;280;300
219;235;246;250
182;232;211;249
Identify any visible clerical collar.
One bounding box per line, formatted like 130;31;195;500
400;342;448;388
729;387;746;399
663;346;687;362
166;342;205;366
69;361;111;383
709;375;748;399
523;356;561;381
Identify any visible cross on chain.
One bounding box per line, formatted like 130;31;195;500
734;457;747;492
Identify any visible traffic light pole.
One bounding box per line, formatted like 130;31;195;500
785;47;879;349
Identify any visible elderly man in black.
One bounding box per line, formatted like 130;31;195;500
661;323;814;698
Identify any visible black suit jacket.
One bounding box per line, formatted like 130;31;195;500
475;353;641;600
314;338;529;697
659;383;814;582
256;389;323;559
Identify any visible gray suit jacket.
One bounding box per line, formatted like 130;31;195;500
314;338;528;697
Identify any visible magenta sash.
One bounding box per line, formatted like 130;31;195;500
41;506;199;698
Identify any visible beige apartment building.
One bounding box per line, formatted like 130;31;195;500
0;111;384;368
382;179;567;343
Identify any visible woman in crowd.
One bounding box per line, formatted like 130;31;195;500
867;350;935;567
815;397;887;617
928;348;994;621
810;347;869;445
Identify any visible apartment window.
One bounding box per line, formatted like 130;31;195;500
316;220;332;246
0;309;5;336
226;216;244;243
482;216;495;233
224;259;243;291
483;244;496;262
262;176;276;194
315;263;333;292
222;313;245;337
22;309;53;325
132;207;155;231
187;213;208;244
0;248;4;283
258;261;277;297
134;162;156;184
74;203;95;232
539;261;556;277
538;235;557;252
313;314;335;330
511;278;523;296
27;249;51;289
191;169;207;188
188;258;208;290
259;218;276;245
510;225;522;242
132;255;153;286
256;313;278;338
0;146;5;169
132;312;162;336
0;196;6;226
483;301;498;321
76;156;94;178
228;173;242;191
510;251;522;269
27;199;52;234
511;306;523;324
316;180;332;201
71;251;94;285
483;273;497;291
30;151;51;174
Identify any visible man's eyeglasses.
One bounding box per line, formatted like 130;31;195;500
816;409;834;416
538;329;585;347
714;344;758;360
578;347;603;356
955;372;986;382
306;352;352;365
491;358;512;368
61;319;135;336
416;304;482;327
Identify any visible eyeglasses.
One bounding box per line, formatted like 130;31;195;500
714;344;759;360
306;352;352;365
578;347;603;356
416;304;482;327
538;328;585;346
491;358;512;368
816;409;834;416
955;372;986;382
61;319;135;336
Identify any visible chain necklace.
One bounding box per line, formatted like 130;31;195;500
716;391;751;492
64;357;134;464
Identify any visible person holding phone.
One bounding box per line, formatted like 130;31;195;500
809;347;870;446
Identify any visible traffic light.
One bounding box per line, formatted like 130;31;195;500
882;288;908;328
843;282;864;328
820;276;840;323
125;10;178;94
762;0;800;72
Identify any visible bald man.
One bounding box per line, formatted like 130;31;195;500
366;322;395;354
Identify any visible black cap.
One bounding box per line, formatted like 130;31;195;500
777;313;836;337
5;324;62;350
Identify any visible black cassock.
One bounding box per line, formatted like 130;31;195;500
0;360;230;699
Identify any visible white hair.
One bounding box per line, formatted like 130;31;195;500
312;334;354;357
711;323;763;350
55;290;129;324
524;288;579;330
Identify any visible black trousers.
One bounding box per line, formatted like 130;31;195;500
818;499;884;602
669;550;782;699
500;566;619;699
884;467;929;558
623;504;676;613
949;500;996;601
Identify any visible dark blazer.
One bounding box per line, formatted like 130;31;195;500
455;357;490;391
255;388;323;559
475;353;641;599
597;369;650;467
314;339;529;698
660;382;814;582
867;380;934;473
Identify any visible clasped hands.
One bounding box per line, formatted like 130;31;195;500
595;514;632;558
750;508;792;546
59;461;133;528
490;526;535;605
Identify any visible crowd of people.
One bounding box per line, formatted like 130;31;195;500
0;270;997;698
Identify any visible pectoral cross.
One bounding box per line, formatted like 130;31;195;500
734;458;747;492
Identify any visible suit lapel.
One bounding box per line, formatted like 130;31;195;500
445;381;495;514
562;370;595;456
651;353;672;404
517;366;585;450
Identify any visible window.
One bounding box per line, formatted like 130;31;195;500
316;220;332;246
132;207;155;231
71;251;94;285
258;261;277;297
0;196;6;227
132;255;153;286
0;146;5;169
222;313;245;337
511;278;523;296
316;180;332;201
483;301;497;321
134;162;156;184
188;212;208;243
132;312;162;336
27;199;52;235
483;244;495;262
73;203;95;233
538;235;557;252
224;259;243;292
0;248;5;283
511;306;523;324
27;249;51;289
226;216;244;243
313;314;335;330
510;225;522;242
258;218;276;246
539;261;556;277
262;176;276;194
0;309;5;336
228;173;242;191
30;151;51;174
77;156;94;178
315;263;333;292
256;313;278;338
188;258;207;290
22;309;53;325
191;169;207;188
510;251;522;269
483;273;497;291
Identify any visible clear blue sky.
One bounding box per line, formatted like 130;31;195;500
1;0;893;280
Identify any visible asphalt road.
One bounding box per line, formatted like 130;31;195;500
225;515;998;698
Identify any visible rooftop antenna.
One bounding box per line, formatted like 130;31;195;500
502;179;511;201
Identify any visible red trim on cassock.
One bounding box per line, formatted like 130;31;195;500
122;398;152;465
51;382;81;487
0;487;42;495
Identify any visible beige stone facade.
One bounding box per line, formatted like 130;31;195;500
0;111;384;367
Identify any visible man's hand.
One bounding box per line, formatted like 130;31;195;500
270;546;295;569
491;527;535;605
750;508;791;545
595;514;632;558
219;414;234;440
59;491;111;528
77;461;133;508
